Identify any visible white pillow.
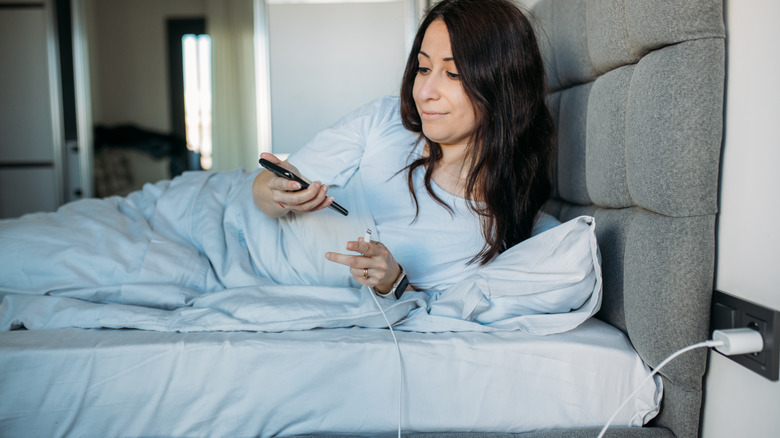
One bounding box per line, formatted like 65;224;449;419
425;215;602;335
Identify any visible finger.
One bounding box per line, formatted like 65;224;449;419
266;174;303;192
325;251;365;268
345;239;377;256
351;267;372;281
275;181;322;206
314;196;335;211
292;196;333;213
261;154;298;190
260;152;282;164
290;184;331;212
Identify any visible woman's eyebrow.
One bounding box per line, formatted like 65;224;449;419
417;50;454;62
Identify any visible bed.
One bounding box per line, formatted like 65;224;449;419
0;166;650;434
1;321;660;436
0;0;725;437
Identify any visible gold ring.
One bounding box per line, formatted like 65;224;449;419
363;268;369;280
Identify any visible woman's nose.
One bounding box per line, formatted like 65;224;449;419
416;74;441;101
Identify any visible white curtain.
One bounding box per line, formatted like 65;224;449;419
207;0;259;172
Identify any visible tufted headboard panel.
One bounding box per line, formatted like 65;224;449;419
529;0;725;436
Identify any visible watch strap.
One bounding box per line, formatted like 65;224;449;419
372;266;407;299
393;273;409;300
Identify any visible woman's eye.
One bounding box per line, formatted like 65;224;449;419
447;71;460;79
417;67;431;74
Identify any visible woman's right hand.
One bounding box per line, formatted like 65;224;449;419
252;153;335;217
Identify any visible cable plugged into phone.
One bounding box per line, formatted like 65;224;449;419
596;328;765;438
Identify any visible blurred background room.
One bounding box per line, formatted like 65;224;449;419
0;0;423;215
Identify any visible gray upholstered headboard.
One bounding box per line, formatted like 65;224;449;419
530;0;725;437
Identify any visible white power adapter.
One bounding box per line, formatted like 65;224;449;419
597;327;765;438
712;327;764;356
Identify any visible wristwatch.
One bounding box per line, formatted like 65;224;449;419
372;266;409;300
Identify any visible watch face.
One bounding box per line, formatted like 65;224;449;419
395;275;410;300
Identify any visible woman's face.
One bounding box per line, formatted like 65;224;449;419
413;19;477;152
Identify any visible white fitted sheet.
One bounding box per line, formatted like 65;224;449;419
0;318;660;437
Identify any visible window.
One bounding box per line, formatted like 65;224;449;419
182;34;212;170
167;18;211;171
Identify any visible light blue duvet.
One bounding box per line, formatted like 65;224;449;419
0;169;601;335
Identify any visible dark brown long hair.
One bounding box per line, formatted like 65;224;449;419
399;0;556;265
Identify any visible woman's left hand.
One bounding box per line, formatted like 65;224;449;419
325;238;402;294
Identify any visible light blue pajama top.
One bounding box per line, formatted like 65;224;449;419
288;96;557;292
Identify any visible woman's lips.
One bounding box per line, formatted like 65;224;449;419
420;111;447;120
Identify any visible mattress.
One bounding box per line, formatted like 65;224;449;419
0;318;661;437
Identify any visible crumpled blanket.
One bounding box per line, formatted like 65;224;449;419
0;169;600;334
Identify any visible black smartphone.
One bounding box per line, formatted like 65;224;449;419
259;158;348;216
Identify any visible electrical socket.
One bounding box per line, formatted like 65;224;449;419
711;290;780;381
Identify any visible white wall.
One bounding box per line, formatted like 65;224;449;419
267;1;409;156
0;2;64;216
88;0;206;132
701;0;780;436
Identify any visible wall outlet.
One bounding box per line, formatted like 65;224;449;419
711;290;780;381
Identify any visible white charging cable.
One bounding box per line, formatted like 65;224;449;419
363;227;765;438
596;328;764;438
365;228;404;438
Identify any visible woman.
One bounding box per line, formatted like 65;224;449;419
253;0;556;297
0;0;561;325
